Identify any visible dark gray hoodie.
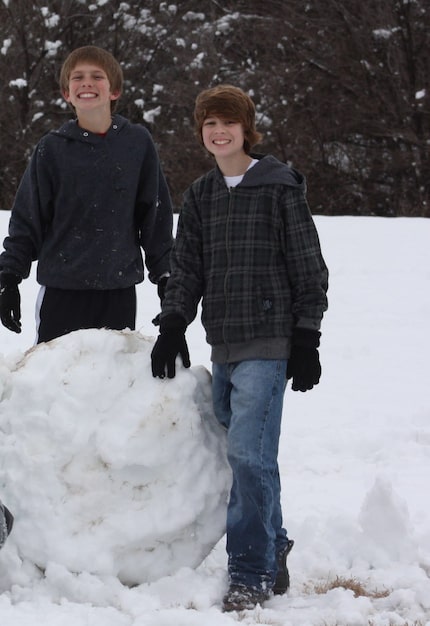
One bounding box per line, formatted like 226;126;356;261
0;115;173;289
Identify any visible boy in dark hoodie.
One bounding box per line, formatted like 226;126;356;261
0;46;173;343
151;85;328;611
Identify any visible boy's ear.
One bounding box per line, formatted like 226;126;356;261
110;91;121;102
62;90;71;103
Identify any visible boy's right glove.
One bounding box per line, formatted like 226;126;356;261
0;273;22;333
151;314;190;379
287;328;321;392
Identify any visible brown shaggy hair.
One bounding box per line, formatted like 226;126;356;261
194;84;263;154
59;46;123;112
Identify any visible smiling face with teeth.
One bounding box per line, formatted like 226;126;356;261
63;63;120;118
201;116;246;159
59;46;123;133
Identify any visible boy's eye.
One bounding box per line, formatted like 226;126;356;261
203;119;237;127
70;74;106;81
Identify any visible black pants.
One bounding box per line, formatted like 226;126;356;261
37;286;137;344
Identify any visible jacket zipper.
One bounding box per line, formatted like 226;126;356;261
223;187;233;358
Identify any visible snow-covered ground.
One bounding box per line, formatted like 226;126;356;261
0;211;429;625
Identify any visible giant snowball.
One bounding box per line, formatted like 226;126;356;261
0;329;231;584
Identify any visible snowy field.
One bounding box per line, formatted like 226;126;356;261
0;211;429;626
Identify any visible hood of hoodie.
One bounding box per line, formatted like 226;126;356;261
50;114;129;144
218;153;306;192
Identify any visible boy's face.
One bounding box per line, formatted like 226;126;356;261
201;116;246;159
62;62;120;115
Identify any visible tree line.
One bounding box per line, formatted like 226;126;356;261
0;0;428;216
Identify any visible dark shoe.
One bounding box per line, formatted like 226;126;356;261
222;583;271;612
4;505;14;535
273;539;294;595
0;503;13;549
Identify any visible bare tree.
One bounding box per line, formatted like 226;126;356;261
244;0;430;216
0;0;428;215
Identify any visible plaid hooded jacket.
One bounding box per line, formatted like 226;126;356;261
162;154;328;363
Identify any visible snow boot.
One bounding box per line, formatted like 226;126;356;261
222;583;271;612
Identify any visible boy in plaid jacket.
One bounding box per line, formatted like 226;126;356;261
152;85;328;611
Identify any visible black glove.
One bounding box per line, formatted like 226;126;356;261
152;276;169;326
0;273;22;333
151;314;191;378
287;328;321;392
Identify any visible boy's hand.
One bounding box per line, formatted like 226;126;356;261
151;314;190;378
287;328;321;392
0;274;22;333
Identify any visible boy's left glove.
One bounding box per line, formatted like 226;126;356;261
287;328;321;392
151;314;190;378
0;273;22;333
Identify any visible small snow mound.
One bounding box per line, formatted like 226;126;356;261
359;476;414;564
0;329;231;584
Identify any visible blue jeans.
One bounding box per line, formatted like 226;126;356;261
212;359;289;590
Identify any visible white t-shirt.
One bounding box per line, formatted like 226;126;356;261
224;159;258;188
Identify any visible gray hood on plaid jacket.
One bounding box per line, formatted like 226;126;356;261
162;154;328;363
